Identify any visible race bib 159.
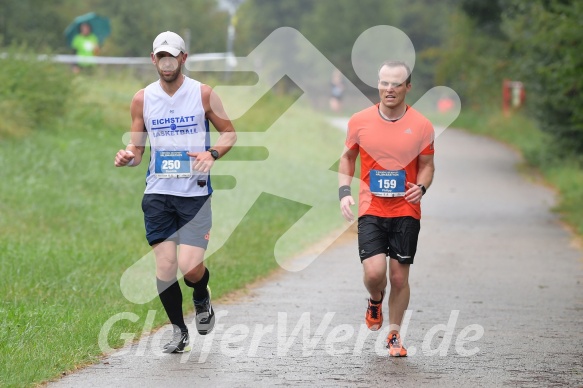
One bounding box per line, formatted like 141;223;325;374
370;169;406;197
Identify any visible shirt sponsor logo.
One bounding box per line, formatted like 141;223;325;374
150;116;199;137
151;115;197;128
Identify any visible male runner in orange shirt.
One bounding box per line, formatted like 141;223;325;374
338;60;435;357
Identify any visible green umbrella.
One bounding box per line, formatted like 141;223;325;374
64;12;111;46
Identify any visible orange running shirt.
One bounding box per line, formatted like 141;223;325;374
345;104;435;219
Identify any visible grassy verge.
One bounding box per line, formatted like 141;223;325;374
0;72;345;387
453;108;583;236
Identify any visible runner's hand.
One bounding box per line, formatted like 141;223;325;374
405;182;422;204
340;195;355;222
187;151;215;173
115;149;135;167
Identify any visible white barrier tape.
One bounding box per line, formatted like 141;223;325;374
0;52;236;66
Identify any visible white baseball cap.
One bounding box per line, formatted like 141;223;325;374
152;31;186;56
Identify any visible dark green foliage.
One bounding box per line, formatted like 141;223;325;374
0;0;66;50
2;0;581;153
0;0;230;56
439;0;583;155
460;0;504;36
235;0;456;100
504;0;583;153
97;0;229;57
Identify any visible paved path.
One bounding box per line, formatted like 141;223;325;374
50;129;583;387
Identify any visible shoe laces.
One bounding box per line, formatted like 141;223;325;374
194;297;210;312
168;328;185;344
368;302;380;319
389;334;400;347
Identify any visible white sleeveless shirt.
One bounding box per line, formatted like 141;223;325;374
143;76;212;197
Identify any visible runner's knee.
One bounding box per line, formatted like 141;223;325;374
389;270;409;290
155;253;178;278
364;269;387;287
183;263;206;282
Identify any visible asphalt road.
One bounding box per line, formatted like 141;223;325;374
48;128;583;387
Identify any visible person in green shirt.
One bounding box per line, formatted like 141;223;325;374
71;23;100;73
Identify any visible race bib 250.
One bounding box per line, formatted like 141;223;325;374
155;150;191;178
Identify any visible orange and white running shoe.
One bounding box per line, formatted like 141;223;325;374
365;291;384;331
387;333;407;357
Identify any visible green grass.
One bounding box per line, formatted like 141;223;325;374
544;162;583;236
0;73;345;387
454;108;583;236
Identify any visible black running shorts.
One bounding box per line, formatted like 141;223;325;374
141;194;212;248
357;215;420;264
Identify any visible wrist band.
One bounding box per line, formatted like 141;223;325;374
125;150;135;167
339;185;351;200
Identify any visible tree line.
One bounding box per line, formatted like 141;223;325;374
0;0;229;56
438;0;582;155
1;0;581;154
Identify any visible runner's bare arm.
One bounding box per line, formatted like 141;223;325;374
405;154;435;204
115;89;147;167
416;154;435;190
339;146;358;186
202;84;237;158
187;85;237;172
338;146;359;222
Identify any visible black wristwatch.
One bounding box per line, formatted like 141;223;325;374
208;149;219;160
417;184;426;195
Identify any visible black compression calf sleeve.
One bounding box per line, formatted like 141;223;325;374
156;278;187;332
183;267;210;301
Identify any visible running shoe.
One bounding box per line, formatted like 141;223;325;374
387;333;407;357
163;327;190;353
193;286;215;335
365;290;385;331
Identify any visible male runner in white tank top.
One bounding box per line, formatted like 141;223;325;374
114;31;237;353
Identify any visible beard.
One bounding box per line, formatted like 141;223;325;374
158;67;181;83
